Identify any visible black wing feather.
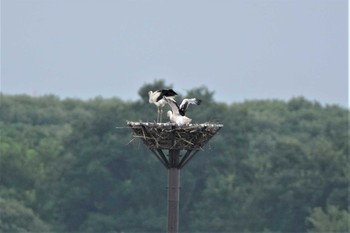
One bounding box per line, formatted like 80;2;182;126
155;89;177;102
162;89;177;96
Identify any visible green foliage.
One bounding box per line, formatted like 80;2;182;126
307;205;350;233
0;198;51;232
0;81;348;232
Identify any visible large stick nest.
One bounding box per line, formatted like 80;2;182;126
127;121;223;150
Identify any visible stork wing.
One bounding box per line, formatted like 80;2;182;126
179;98;202;115
165;97;180;115
155;89;178;102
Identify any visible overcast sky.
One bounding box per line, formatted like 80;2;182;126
1;0;348;106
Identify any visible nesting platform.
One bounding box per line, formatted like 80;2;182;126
127;121;223;151
127;121;223;232
127;121;223;169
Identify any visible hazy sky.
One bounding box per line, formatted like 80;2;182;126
1;0;348;106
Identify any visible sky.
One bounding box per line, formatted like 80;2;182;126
1;0;348;107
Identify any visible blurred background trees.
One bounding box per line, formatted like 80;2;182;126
0;80;348;232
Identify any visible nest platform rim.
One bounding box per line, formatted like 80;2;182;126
127;121;223;150
127;121;224;128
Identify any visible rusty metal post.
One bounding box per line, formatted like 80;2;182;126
168;167;180;233
167;149;180;233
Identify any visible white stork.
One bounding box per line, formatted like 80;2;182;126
164;97;202;126
148;89;177;122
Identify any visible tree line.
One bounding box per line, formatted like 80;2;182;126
0;80;349;232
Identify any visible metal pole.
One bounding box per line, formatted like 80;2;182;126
168;167;180;233
167;149;180;233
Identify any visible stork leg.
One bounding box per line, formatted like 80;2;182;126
160;108;163;123
157;107;160;123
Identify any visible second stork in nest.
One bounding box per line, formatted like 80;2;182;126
165;97;202;126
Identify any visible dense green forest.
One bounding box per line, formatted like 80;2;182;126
0;80;349;233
